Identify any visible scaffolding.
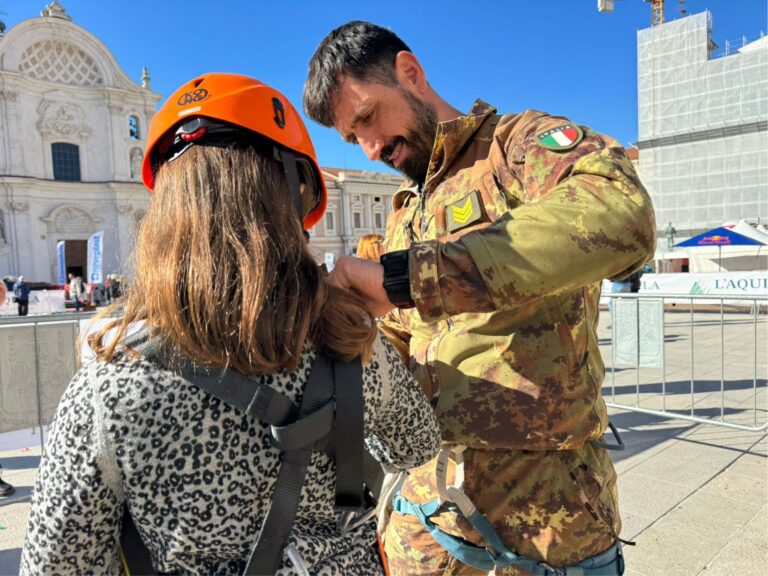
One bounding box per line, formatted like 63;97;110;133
637;11;768;233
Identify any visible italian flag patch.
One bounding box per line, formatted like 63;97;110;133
537;124;583;151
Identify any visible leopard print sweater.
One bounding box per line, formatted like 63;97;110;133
21;332;440;575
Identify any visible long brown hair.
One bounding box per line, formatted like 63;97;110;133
90;145;375;373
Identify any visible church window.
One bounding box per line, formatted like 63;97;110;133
52;143;81;181
129;116;140;140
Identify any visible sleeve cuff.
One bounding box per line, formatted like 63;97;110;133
408;241;448;323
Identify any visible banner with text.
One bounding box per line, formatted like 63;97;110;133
602;271;768;305
87;230;104;284
56;240;67;285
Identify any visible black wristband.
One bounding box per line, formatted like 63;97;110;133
380;250;415;309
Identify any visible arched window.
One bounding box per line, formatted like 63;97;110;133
51;143;81;181
129;115;140;140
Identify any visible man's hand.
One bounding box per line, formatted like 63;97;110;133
328;256;396;318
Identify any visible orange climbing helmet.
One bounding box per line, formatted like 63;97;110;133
142;73;327;230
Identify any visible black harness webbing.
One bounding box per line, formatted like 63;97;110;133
332;359;365;511
118;332;370;576
245;353;335;575
277;148;305;226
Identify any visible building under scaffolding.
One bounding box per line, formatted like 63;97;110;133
636;11;767;243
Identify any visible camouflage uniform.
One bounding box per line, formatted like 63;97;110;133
381;101;656;575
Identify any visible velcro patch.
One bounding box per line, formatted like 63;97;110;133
537;124;583;151
446;191;483;233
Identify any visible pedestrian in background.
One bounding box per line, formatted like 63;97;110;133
109;274;122;302
68;273;83;312
12;275;30;316
357;233;385;261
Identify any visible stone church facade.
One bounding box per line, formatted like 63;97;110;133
0;2;400;284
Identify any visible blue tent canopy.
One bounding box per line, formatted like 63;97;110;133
675;227;765;248
674;226;765;271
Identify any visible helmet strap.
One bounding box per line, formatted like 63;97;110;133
276;147;305;229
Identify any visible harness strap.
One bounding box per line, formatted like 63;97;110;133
244;353;335;575
333;357;365;511
119;511;165;575
127;331;299;428
119;331;375;575
393;445;624;575
277;148;305;226
393;494;624;575
269;401;334;451
590;421;625;451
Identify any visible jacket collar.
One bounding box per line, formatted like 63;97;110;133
391;99;497;209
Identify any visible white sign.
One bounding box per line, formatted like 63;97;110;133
613;299;665;368
87;230;105;284
324;252;335;272
602;271;768;305
56;240;67;285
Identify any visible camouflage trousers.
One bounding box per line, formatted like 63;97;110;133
383;443;621;576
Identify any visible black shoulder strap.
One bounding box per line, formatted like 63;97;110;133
119;511;165;576
119;330;367;576
244;353;335;575
333;358;365;511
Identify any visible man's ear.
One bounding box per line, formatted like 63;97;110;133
394;51;428;95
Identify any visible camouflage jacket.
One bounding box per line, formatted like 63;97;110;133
382;100;656;450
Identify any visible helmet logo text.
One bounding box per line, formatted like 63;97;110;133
272;97;286;129
177;88;209;106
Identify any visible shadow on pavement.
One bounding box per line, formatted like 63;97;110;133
607;411;695;464
607;408;767;463
0;549;22;574
0;484;33;507
0;456;41;471
606;378;767;396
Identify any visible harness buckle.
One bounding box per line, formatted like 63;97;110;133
537;561;566;576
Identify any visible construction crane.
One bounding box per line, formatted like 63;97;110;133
598;0;688;27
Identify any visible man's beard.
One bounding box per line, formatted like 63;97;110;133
380;90;438;183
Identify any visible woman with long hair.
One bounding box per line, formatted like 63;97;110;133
21;73;439;575
356;234;385;262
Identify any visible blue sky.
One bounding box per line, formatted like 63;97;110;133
3;0;766;173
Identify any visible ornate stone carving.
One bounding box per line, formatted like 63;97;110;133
20;40;103;87
107;103;124;115
40;206;101;237
8;201;29;213
0;90;18;102
37;100;91;137
141;67;152;90
115;203;133;215
130;148;143;179
41;1;72;21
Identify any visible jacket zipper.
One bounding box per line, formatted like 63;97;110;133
418;184;428;239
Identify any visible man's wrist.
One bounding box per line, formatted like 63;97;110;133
380;249;415;309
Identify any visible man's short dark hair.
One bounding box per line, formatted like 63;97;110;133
303;21;411;127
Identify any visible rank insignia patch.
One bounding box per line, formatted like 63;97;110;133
537;124;584;151
446;191;483;233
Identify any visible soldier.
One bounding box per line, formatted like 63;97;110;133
304;21;656;576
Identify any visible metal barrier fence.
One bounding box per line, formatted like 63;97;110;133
0;312;97;449
601;293;767;432
0;296;765;466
